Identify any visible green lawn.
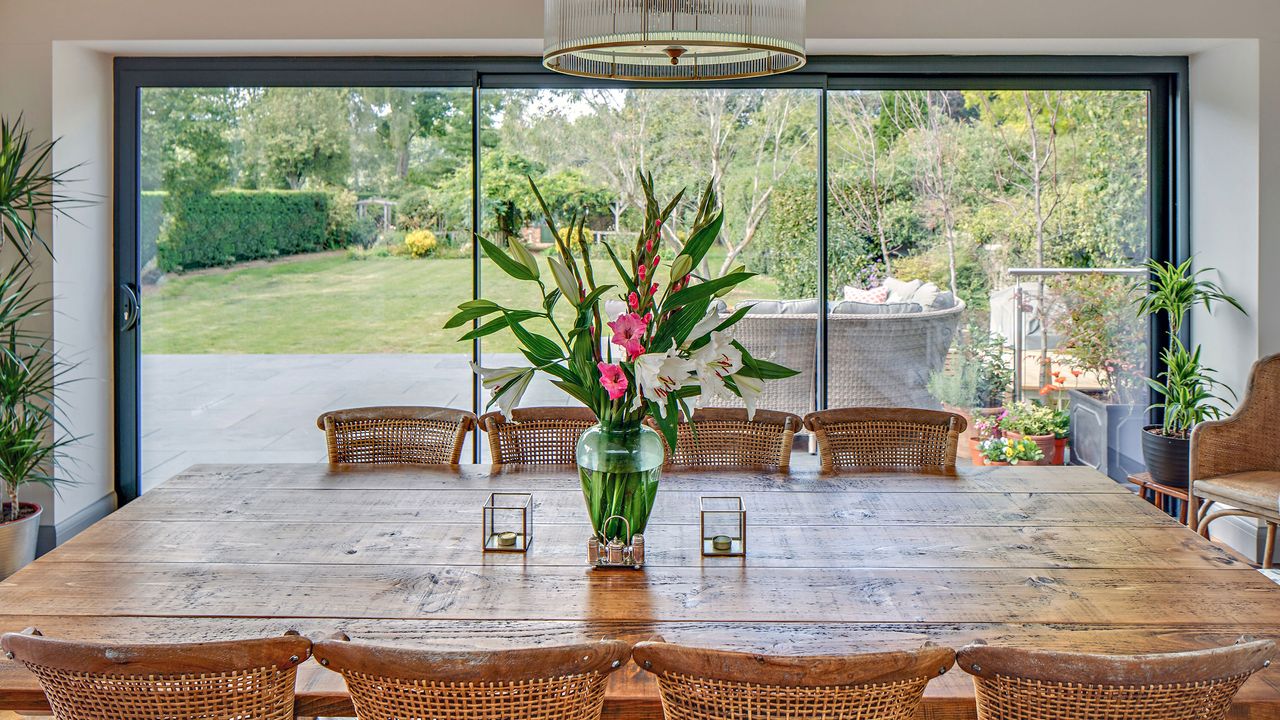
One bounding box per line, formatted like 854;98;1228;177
142;249;780;354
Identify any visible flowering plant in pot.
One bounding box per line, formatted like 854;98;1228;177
967;410;1004;465
0;117;82;577
1134;258;1245;488
979;436;1044;466
998;401;1059;466
449;172;796;553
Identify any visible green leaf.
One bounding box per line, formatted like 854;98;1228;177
649;399;680;450
552;379;595;408
507;314;564;363
733;340;800;380
478;235;536;282
444;300;502;329
579;285;616;314
650;296;711;351
458;310;542;341
676;210;724;268
602;243;637;295
665;271;755;309
686;305;750;352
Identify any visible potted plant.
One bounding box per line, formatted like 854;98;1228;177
1135;258;1245;488
928;325;1012;445
968;411;1004;465
0;116;81;577
1051;274;1148;481
449;171;797;558
999;401;1059;465
978;436;1045;466
1037;371;1071;464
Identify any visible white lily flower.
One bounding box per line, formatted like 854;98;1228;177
470;363;533;420
547;255;580;305
683;306;723;349
692;331;743;404
731;372;765;421
632;342;696;417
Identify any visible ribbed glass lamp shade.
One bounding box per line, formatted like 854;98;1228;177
544;0;806;81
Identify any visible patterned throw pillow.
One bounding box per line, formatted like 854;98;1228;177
842;285;890;303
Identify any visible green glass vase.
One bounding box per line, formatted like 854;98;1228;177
575;422;664;544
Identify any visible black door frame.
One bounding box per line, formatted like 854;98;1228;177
114;54;1188;504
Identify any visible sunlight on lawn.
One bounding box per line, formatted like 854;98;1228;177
142;249;780;354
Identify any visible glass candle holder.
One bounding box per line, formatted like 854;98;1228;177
700;496;745;556
483;492;532;552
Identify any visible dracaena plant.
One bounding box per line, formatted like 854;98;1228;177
447;171;797;448
1134;257;1246;438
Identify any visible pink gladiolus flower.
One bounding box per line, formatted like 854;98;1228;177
598;362;628;400
645;239;654;254
649;282;659;297
609;312;649;360
651;255;661;269
628;291;640;311
638;264;647;281
642;312;653;324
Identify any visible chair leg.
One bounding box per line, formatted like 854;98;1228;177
1188;493;1200;532
1264;523;1276;570
1196;500;1216;538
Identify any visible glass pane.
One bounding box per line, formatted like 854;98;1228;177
138;86;473;491
477;88;819;436
826;89;1150;471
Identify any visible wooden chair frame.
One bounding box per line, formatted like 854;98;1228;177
0;628;310;720
479;406;597;465
659;408;803;471
958;640;1275;720
1189;353;1280;568
804;408;965;472
633;641;954;720
314;635;630;720
317;406;476;465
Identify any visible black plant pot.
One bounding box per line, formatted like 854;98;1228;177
1141;425;1190;488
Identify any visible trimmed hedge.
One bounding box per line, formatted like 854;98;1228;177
157;190;335;272
140;191;166;269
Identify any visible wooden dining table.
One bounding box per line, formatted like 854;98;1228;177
0;462;1277;719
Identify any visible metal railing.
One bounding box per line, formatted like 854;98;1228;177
1007;267;1146;402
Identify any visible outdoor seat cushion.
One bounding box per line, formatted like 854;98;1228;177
1194;471;1280;514
830;300;923;315
743;298;821;315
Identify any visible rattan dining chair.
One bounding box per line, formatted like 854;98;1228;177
660;408;803;471
958;639;1275;720
314;635;631;720
0;628;311;720
804;408;966;472
479;406;597;465
633;641;955;720
317;406;476;465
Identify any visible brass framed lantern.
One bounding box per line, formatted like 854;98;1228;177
544;0;807;81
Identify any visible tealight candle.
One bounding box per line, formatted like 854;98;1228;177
497;531;518;547
712;535;733;551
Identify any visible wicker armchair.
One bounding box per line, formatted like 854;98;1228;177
958;639;1275;720
805;408;965;472
1190;352;1280;568
633;641;954;720
314;635;630;720
0;628;310;720
659;408;803;471
317;406;476;465
480;406;597;465
720;313;817;417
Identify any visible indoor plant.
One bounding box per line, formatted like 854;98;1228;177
998;401;1059;465
1135;258;1245;487
448;171;796;552
1052;274;1147;480
979;436;1045;466
0;116;80;576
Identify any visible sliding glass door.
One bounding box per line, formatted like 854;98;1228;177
115;58;1183;499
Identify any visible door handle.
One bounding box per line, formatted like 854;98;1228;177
119;283;140;332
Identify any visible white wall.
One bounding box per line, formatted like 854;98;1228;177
1;0;1278;545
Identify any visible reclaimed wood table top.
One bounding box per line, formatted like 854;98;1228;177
0;462;1277;719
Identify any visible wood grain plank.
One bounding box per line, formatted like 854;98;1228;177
48;520;1248;570
0;562;1273;625
160;463;1129;494
112;486;1180;527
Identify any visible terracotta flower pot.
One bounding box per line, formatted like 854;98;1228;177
1005;431;1056;466
984;459;1011;466
967;437;987;465
1052;436;1069;465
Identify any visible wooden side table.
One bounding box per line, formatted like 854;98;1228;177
1129;471;1190;525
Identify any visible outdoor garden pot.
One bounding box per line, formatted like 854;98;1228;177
967;437;986;465
1005;431;1056;466
1141;425;1190;488
0;503;41;579
1067;388;1145;481
1053;436;1069;465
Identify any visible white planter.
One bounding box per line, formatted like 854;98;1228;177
0;503;41;579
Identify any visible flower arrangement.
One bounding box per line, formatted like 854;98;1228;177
448;172;796;546
979;437;1045;465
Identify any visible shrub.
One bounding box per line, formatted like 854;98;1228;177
140;191;166;268
157;190;333;272
396;187;436;231
322;186;359;247
404;229;438;258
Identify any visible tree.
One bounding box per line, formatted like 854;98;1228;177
830;92;897;273
243;87;353;189
142;88;237;195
